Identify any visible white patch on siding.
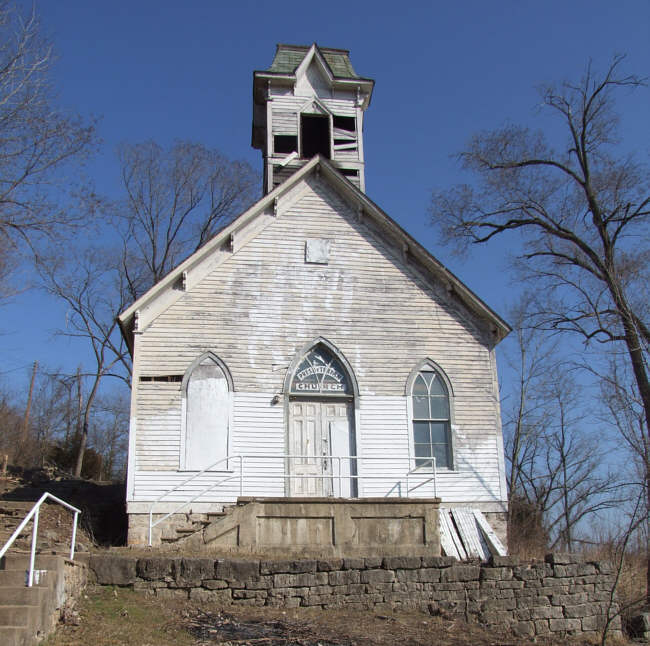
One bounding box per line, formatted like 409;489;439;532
305;238;330;264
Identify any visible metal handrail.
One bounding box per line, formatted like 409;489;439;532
406;458;437;497
147;454;242;546
146;453;438;545
0;492;81;587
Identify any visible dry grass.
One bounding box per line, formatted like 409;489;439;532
44;586;195;646
582;545;646;624
43;585;634;646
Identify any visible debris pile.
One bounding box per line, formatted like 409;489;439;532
185;609;351;645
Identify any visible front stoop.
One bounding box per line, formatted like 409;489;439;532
0;554;85;646
159;496;442;557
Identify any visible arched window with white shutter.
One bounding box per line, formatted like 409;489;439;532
181;353;233;471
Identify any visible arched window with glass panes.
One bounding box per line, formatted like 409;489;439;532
411;366;453;470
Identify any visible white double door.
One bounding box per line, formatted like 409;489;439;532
289;399;354;497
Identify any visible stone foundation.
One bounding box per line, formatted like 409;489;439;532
89;552;620;639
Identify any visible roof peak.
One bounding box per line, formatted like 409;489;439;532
275;43;351;55
266;43;359;79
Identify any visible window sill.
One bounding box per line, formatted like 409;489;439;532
409;467;455;474
178;469;235;474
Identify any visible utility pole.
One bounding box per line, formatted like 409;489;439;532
75;365;83;443
20;361;38;452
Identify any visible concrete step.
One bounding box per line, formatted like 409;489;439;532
176;521;208;532
0;604;38;627
0;570;49;587
0;586;46;606
0;625;28;646
1;554;63;572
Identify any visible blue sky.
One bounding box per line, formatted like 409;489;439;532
2;0;649;393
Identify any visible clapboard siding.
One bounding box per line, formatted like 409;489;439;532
137;178;494;394
334;149;359;162
272;165;298;188
135;383;182;470
270;96;356;116
133;391;503;504
133;471;241;503
358;396;410;496
133;391;286;504
321;98;356;115
272;110;298;134
231;392;285;497
356;397;502;501
132;175;506;506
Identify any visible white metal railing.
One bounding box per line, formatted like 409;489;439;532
0;492;81;587
147;454;438;546
148;455;242;545
406;458;438;497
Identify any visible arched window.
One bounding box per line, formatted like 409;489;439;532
411;366;453;470
182;354;232;471
289;345;352;395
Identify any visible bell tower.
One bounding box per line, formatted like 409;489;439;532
252;44;374;194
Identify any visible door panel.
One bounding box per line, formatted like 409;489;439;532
289;400;353;497
290;401;322;496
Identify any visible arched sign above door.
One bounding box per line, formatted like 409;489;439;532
290;346;351;395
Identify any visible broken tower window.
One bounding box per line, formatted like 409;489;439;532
301;114;330;159
274;135;298;155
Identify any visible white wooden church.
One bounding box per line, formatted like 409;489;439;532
119;44;511;554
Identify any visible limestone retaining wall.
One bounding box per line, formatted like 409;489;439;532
88;552;620;639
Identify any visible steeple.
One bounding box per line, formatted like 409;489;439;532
252;44;374;194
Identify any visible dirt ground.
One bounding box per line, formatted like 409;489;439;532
44;585;628;646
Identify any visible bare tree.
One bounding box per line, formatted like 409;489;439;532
503;319;623;553
502;297;556;535
541;374;624;551
0;386;22;464
40;141;258;476
0;2;96;285
600;357;649;602
431;55;649;599
90;391;129;480
38;247;131;476
115;140;258;298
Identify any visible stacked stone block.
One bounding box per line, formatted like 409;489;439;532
89;552;620;639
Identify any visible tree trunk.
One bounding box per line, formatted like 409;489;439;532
646;462;650;609
74;420;87;477
74;372;102;478
20;361;38;462
612;294;650;605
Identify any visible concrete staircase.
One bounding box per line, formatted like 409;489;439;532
0;554;66;646
160;506;237;545
0;499;88;645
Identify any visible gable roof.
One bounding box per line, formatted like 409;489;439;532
269;44;359;79
118;157;511;355
252;42;374;105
